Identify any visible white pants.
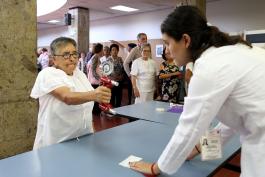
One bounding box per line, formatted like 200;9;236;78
135;91;154;104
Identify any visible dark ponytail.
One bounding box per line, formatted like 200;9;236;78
161;6;252;62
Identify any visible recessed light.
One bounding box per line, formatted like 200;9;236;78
110;5;139;12
48;20;60;23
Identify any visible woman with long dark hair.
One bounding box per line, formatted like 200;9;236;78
129;6;265;177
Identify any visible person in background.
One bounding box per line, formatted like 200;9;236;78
131;43;158;104
109;41;137;104
37;48;49;71
107;44;125;107
85;43;96;65
87;43;104;114
124;33;148;77
109;40;137;58
37;48;43;72
30;37;111;149
129;6;265;177
78;52;86;74
159;47;182;103
127;43;137;54
100;46;110;63
37;48;43;57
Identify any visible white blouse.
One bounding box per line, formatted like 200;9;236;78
158;44;265;177
31;67;94;149
130;57;158;92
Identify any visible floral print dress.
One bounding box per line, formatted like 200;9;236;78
159;61;180;103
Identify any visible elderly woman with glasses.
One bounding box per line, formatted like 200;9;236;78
31;37;111;149
131;43;158;104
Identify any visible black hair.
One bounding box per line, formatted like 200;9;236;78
110;43;119;52
128;43;137;49
162;47;167;60
42;48;48;52
161;6;252;61
93;43;103;54
137;33;147;40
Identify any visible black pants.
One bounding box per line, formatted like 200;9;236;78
91;84;101;115
111;81;123;108
124;74;133;105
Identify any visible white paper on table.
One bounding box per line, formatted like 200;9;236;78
119;155;143;168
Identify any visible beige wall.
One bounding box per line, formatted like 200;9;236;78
0;0;38;159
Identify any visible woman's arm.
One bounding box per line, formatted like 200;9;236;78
159;72;181;79
92;57;101;80
51;86;111;105
185;69;193;85
131;75;140;97
159;64;181;79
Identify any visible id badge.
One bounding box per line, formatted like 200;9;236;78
200;129;222;161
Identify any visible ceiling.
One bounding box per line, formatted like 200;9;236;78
37;0;222;30
37;0;177;30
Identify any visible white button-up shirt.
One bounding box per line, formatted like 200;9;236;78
158;44;265;177
31;67;94;149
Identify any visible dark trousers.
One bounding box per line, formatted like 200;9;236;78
124;74;133;105
111;81;123;108
91;84;101;114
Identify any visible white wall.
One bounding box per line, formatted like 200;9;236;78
38;26;69;47
37;8;173;47
38;0;265;47
89;8;174;43
206;0;265;33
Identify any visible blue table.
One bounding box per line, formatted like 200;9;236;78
114;101;180;126
0;120;240;177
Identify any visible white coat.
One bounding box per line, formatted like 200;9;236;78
31;67;94;149
157;44;265;177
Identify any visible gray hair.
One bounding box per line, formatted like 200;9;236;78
50;37;76;55
140;43;152;53
137;33;147;40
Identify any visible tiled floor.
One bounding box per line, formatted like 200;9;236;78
92;87;241;177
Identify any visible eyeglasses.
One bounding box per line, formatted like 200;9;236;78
53;52;79;60
142;50;151;52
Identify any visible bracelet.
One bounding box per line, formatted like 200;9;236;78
195;145;201;153
151;163;159;176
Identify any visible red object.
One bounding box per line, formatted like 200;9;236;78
151;163;156;175
100;76;116;89
99;76;118;113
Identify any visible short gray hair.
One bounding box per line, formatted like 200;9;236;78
50;37;76;55
140;43;152;53
137;33;147;40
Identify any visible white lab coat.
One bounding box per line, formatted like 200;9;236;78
30;67;94;149
157;44;265;177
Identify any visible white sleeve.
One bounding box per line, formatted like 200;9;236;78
30;68;74;99
214;122;235;145
130;60;138;76
157;59;237;174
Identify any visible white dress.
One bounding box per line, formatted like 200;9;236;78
157;44;265;177
130;57;158;104
30;67;94;149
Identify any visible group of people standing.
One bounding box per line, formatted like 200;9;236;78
76;33;186;110
37;32;187;109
